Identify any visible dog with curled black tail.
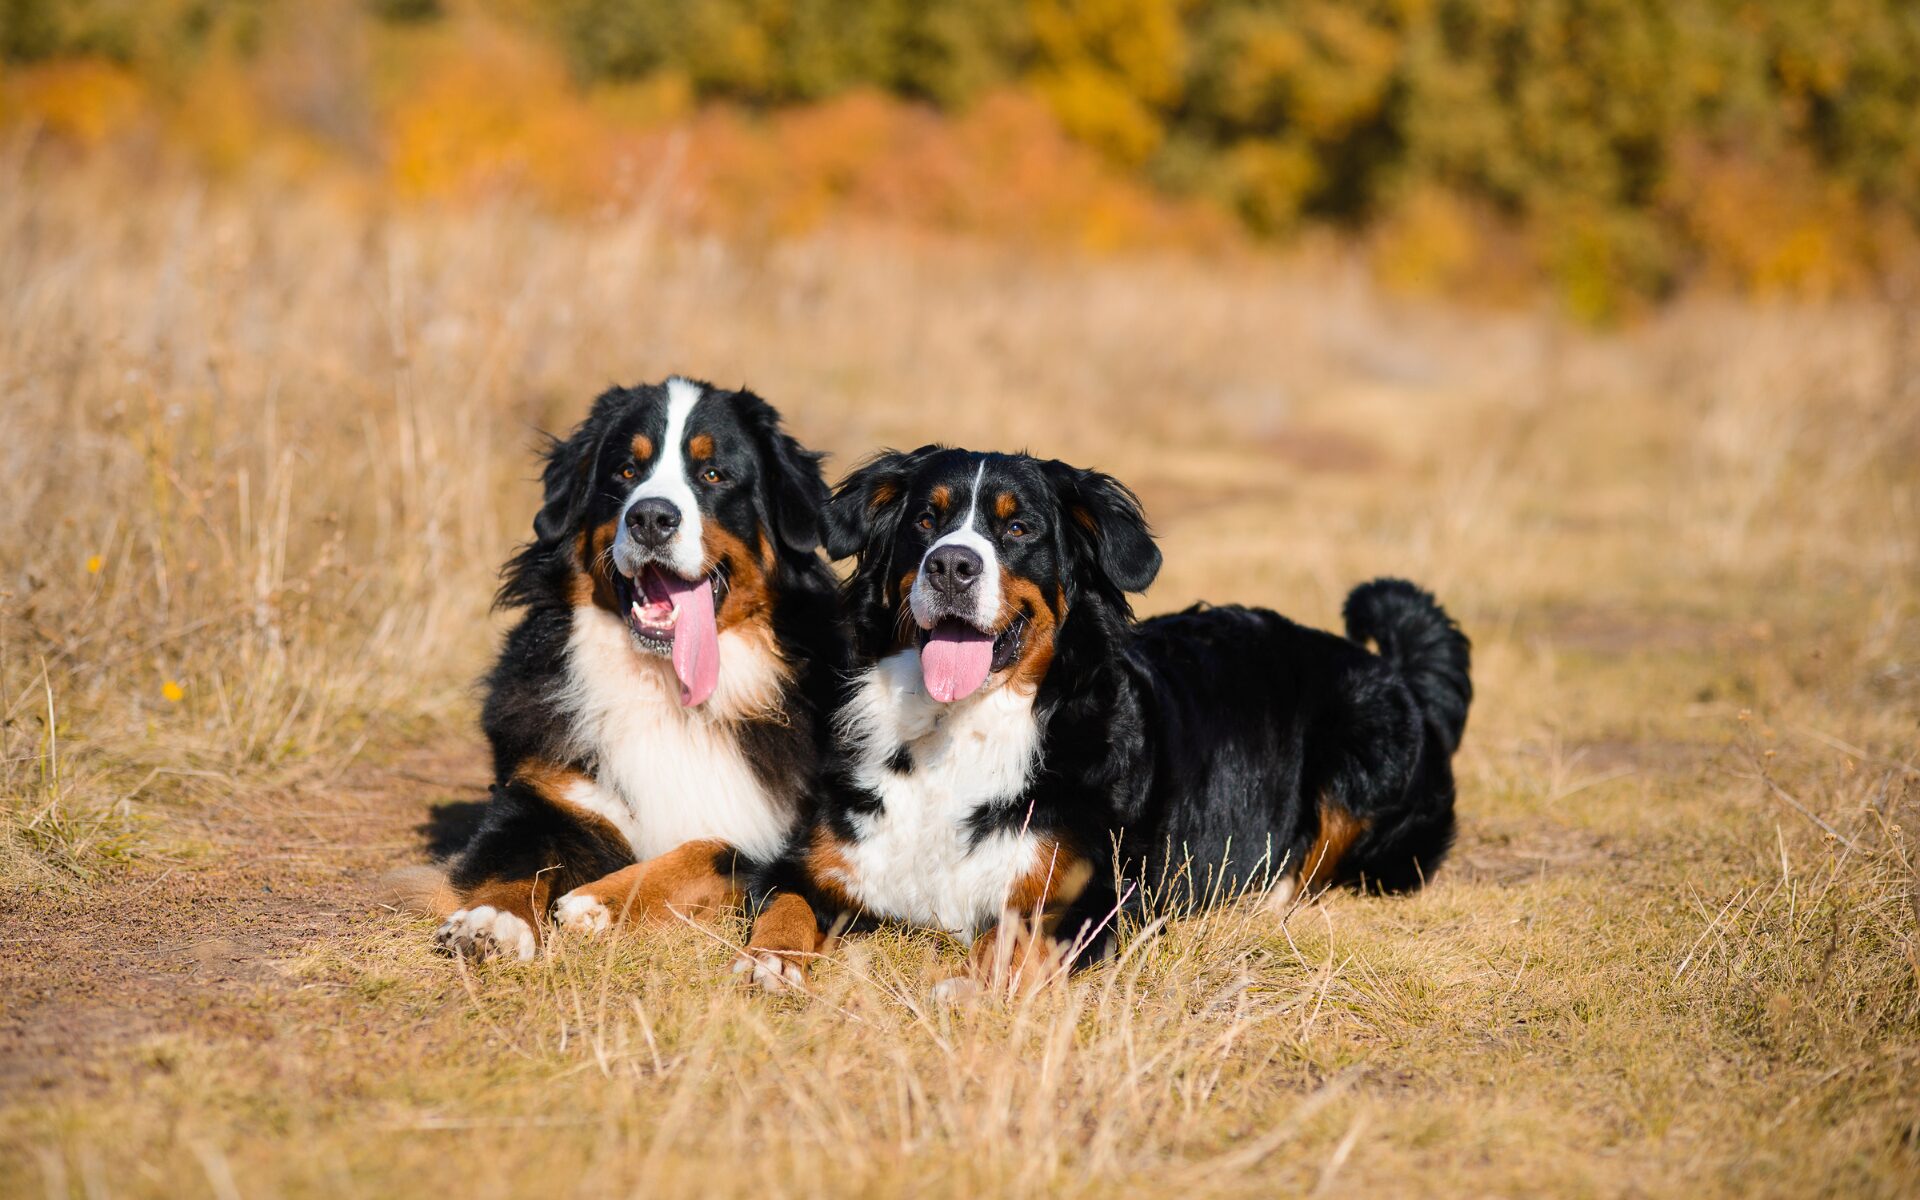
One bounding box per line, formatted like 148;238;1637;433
734;448;1473;994
1333;578;1473;894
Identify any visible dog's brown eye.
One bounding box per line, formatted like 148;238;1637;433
915;511;935;532
1006;520;1028;538
618;462;636;481
701;467;724;484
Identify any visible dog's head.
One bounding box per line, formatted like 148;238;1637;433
505;377;829;707
828;448;1159;702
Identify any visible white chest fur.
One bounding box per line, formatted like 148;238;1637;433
829;650;1046;937
551;606;795;863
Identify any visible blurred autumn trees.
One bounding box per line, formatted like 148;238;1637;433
550;0;1920;315
7;0;1920;316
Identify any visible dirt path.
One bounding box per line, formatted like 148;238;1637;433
0;740;490;1098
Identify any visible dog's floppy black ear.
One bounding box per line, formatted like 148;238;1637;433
738;389;830;555
1042;460;1161;595
827;446;942;561
532;400;614;545
499;388;621;611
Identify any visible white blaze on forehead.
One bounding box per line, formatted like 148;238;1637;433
615;376;706;579
909;458;1001;631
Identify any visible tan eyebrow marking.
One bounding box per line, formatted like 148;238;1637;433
688;433;715;461
632;434;654;459
930;485;951;512
995;492;1017;519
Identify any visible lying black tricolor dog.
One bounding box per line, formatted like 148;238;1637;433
736;447;1471;991
432;377;840;961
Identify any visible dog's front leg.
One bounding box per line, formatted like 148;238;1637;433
435;760;632;962
551;839;741;934
733;891;825;992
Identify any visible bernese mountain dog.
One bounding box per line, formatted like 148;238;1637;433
433;377;840;961
735;447;1471;992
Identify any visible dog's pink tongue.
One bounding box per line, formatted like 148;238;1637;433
663;574;719;707
921;620;994;703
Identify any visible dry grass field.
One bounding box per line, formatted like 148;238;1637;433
3;156;1918;1198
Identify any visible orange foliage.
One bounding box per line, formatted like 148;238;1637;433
19;15;1204;253
384;24;622;209
675;90;1226;251
1;59;145;146
168;59;265;176
1670;146;1870;300
5;2;1919;312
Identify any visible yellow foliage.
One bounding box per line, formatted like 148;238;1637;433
1371;186;1537;307
1031;0;1186;105
588;74;696;128
1030;0;1184;165
1287;2;1398;140
1;59;144;146
1225;137;1317;233
1210;20;1306;124
1373;185;1477;295
2;1;1907;312
1034;60;1165;166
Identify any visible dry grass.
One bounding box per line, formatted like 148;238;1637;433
3;149;1918;1198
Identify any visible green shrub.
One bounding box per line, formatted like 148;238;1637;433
1;0;266;67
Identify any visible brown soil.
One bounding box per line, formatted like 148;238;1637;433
0;741;489;1099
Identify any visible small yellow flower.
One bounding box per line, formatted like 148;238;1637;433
161;680;185;703
86;555;102;574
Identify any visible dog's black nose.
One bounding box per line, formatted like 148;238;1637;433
626;497;682;548
924;544;982;597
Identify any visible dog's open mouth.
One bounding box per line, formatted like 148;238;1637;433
612;563;729;648
611;563;730;707
916;614;1026;703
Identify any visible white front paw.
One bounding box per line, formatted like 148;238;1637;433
930;975;982;1005
433;906;537;962
731;950;806;993
552;890;611;935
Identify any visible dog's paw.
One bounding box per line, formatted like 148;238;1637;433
930;975;982;1006
433;906;536;963
551;890;611;935
731;949;807;994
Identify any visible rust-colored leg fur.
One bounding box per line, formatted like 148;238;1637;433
945;841;1090;999
734;892;822;991
550;839;740;933
1301;802;1370;893
467;878;549;928
967;915;1072;996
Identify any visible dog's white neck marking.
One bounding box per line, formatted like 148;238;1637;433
615;376;707;580
551;604;794;863
909;458;1000;630
827;647;1044;936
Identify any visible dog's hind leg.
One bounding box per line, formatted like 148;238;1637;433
435;760;633;962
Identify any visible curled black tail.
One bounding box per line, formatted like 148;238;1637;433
1344;578;1472;754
